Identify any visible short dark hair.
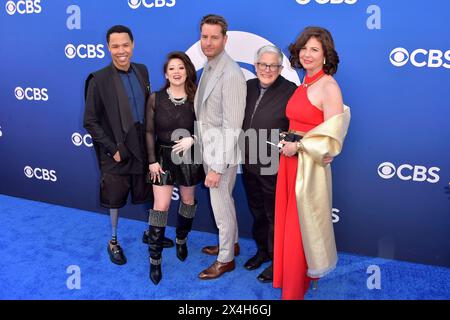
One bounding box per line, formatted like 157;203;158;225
200;14;228;36
163;52;197;103
289;26;339;75
106;25;134;44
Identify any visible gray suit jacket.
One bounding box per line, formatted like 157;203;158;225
194;51;247;174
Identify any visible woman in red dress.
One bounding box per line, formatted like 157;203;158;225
273;27;350;300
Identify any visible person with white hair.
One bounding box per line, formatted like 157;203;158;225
241;45;297;283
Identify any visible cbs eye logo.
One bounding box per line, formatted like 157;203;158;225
389;48;410;67
5;0;41;15
24;166;57;182
72;132;93;147
378;162;440;184
127;0;176;9
377;162;396;179
14;86;48;101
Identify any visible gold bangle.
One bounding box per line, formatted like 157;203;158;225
296;141;304;153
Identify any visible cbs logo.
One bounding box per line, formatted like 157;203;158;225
378;162;440;184
390;47;450;69
14;86;48;101
128;0;176;9
72;132;93;147
5;0;41;15
65;44;105;59
24;166;57;182
296;0;357;4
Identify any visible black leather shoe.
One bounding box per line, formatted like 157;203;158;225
142;230;174;248
107;241;127;265
244;251;271;270
257;264;273;283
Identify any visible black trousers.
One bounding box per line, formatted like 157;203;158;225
242;166;277;257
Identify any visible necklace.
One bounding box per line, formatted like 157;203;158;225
167;88;187;106
301;70;326;88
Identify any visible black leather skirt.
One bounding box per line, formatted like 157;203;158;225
150;142;205;187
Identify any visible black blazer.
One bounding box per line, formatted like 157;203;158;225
242;75;297;174
83;63;151;174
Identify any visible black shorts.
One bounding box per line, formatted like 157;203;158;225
100;172;152;209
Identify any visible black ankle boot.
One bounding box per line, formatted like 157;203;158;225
175;201;196;261
148;209;168;285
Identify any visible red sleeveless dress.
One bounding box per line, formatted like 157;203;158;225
273;69;325;300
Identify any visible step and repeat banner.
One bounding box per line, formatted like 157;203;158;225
1;0;449;268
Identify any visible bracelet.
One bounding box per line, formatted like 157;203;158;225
296;141;304;153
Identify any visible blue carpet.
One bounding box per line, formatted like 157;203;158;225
0;194;449;300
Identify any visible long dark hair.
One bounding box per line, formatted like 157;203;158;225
289;26;339;75
162;51;197;103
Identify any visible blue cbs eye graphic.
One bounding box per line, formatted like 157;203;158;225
390;48;409;67
5;1;16;15
378;162;396;179
24;166;34;178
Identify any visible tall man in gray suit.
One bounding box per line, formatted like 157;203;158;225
195;14;247;280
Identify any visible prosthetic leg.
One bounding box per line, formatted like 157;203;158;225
107;209;127;265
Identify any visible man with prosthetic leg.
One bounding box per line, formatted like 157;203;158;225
84;25;173;266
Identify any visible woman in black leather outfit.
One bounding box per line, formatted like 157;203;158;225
144;51;204;285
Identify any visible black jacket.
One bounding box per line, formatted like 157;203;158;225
242;75;297;174
83;63;151;174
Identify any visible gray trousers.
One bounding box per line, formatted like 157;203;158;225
204;164;239;263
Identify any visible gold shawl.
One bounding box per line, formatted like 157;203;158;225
295;106;351;278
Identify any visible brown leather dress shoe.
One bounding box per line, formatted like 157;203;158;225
201;243;240;256
198;260;236;280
